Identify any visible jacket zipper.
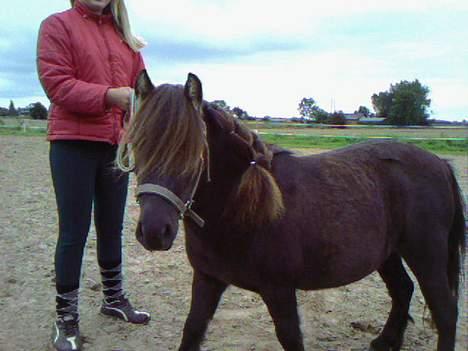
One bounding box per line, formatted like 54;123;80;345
99;19;118;144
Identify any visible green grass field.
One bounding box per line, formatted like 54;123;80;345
244;120;467;138
245;120;467;154
259;133;467;154
1;117;466;154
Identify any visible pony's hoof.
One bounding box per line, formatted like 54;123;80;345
369;337;394;351
368;343;397;351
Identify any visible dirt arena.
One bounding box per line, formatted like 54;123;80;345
0;136;466;350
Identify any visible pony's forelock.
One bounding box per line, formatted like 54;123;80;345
126;84;206;182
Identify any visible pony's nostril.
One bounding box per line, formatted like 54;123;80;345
162;224;174;245
163;224;173;240
158;224;175;250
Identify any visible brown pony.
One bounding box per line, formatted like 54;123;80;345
120;71;465;351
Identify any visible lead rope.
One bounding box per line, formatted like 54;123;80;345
189;157;205;206
116;90;137;172
201;119;211;182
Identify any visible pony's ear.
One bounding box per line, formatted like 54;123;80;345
184;73;203;112
135;70;154;98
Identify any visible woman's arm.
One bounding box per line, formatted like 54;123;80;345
106;87;133;111
37;15;111;115
131;52;146;88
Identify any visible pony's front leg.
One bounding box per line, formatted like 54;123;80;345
260;287;305;351
178;270;227;351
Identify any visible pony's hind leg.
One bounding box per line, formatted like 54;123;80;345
403;238;458;351
369;253;414;351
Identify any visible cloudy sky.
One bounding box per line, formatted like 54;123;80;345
1;0;467;120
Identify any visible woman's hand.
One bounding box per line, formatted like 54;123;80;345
106;87;133;111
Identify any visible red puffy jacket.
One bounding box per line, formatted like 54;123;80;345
37;1;145;144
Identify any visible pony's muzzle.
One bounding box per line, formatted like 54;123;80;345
136;220;174;251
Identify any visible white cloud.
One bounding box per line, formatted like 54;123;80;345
428;80;468;112
0;77;10;91
145;38;468;120
0;0;466;120
146;48;390;117
130;0;468;44
131;1;317;45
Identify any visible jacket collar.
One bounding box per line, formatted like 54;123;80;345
74;1;113;23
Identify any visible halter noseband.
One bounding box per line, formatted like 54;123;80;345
135;160;205;228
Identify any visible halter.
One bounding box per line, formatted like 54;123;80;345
135;159;205;228
120;91;207;228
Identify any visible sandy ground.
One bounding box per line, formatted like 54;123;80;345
0;136;466;351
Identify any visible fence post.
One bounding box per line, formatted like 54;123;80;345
21;119;27;133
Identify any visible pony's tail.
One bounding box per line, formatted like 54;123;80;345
231;164;284;227
447;163;466;302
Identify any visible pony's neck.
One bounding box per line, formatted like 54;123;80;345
193;104;285;231
191;116;248;222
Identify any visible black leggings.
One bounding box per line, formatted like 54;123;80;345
50;140;128;292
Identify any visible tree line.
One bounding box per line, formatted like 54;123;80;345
1;100;48;120
208;79;432;126
299;79;431;126
371;80;430;125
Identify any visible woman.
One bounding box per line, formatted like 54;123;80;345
37;1;150;350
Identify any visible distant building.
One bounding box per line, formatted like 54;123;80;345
269;117;288;123
343;113;364;124
0;107;9;116
359;117;386;124
429;119;468;126
17;104;34;116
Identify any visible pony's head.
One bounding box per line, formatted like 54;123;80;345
122;71;206;250
121;71;284;251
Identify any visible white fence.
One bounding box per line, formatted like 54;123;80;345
0;118;47;133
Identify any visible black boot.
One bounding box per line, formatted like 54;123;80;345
100;264;150;324
53;289;82;351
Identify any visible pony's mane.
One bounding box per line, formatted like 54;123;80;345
125;84;206;181
204;104;275;168
124;84;284;226
204;105;285;226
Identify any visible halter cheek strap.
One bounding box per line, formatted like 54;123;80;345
135;160;205;228
136;184;205;227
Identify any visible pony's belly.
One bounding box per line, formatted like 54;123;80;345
193;261;264;292
296;239;388;290
187;247;265;292
296;265;377;290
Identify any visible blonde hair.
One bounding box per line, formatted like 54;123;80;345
70;0;145;52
